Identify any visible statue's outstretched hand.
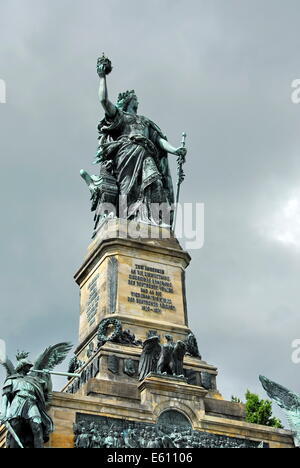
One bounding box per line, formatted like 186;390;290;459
97;63;108;78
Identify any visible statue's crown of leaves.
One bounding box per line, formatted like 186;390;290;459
16;350;30;361
117;90;137;106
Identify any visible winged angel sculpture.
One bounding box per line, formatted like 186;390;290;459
0;343;72;448
259;375;300;447
138;334;186;381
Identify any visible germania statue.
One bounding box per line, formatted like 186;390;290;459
81;55;187;235
0;343;72;448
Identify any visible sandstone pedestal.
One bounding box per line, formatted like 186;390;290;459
2;218;292;449
138;374;208;424
74;219;193;360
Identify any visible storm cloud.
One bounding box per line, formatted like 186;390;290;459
1;0;300;422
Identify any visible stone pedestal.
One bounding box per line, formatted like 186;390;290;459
64;341;219;407
42;386;294;449
11;217;291;449
138;374;208;424
74;219;192;361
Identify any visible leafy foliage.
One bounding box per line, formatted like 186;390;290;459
231;391;283;428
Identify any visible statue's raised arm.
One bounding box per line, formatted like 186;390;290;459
97;54;117;118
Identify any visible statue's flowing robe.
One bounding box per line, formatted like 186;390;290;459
3;374;53;442
95;109;174;224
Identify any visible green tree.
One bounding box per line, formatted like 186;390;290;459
231;391;283;428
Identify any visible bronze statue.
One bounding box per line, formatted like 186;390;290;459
0;343;72;448
81;55;187;235
73;417;260;449
138;334;186;381
171;340;187;377
138;335;161;381
260;375;300;447
185;333;202;359
157;334;177;375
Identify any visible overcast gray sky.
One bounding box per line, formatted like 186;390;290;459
1;0;300;423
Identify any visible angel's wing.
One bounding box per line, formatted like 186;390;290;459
33;342;73;371
138;336;161;381
284;410;300;437
0;356;15;377
259;375;300;410
260;375;300;445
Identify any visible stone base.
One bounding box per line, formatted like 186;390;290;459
74;218;192;362
40;372;293;449
63;342;219;402
0;219;291;449
138;374;208;423
43;385;294;449
0;386;294;449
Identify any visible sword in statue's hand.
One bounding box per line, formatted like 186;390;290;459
173;132;187;231
31;369;81;379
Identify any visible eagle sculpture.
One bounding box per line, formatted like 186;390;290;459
138;334;186;381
